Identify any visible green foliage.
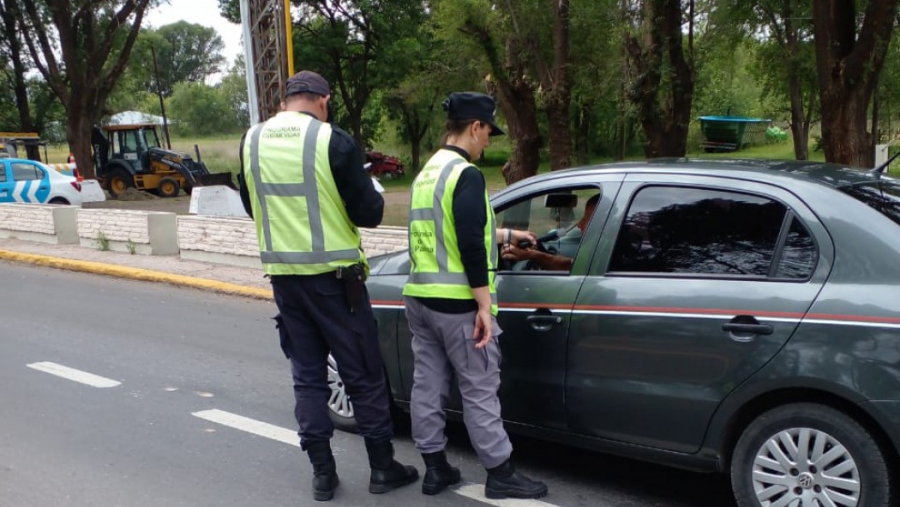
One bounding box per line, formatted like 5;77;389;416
168;82;241;137
96;232;110;251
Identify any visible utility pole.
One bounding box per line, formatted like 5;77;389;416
150;45;172;149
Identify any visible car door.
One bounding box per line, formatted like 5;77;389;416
489;175;623;430
566;173;829;453
9;161;49;203
0;161;12;202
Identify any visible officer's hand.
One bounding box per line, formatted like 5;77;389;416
473;308;492;349
509;229;537;246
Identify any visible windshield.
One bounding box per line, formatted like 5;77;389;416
144;127;161;148
839;180;900;226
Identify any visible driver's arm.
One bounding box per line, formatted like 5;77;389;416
502;243;574;271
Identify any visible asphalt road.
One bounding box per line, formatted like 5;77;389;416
0;262;736;507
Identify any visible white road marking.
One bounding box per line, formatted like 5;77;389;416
454;482;559;507
192;409;562;507
26;362;121;388
192;409;299;447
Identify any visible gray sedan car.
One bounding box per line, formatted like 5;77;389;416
329;159;900;507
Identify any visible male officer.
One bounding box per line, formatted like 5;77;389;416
403;92;548;499
238;70;417;501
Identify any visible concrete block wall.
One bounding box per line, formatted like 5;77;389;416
76;209;178;255
0;203;409;266
361;226;408;257
0;203;78;244
177;216;261;268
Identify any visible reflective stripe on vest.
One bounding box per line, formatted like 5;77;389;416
246;115;362;270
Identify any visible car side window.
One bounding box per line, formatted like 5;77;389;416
496;187;602;272
774;217;816;279
0;164;7;182
11;163;42;181
609;186;787;276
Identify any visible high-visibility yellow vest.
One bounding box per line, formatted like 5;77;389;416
403;148;498;314
242;112;365;276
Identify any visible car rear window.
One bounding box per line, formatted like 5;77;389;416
839;180;900;226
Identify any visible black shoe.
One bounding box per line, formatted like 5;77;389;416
485;458;548;499
365;439;419;494
305;440;340;501
421;450;462;495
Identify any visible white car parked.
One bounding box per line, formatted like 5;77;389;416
0;158;83;206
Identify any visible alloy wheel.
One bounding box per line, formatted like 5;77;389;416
327;354;354;418
752;427;860;507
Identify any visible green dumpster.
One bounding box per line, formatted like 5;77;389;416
699;116;772;152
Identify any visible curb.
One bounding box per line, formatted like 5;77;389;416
0;250;273;301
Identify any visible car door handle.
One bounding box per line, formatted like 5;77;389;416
722;323;773;335
527;314;562;332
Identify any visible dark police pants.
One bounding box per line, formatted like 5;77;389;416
271;273;393;448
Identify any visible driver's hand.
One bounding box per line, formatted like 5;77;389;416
509;229;537;246
501;243;531;261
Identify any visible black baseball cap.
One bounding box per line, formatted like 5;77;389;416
443;92;505;136
285;70;330;97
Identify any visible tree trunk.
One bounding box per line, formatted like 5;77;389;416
573;102;591;165
545;0;571;170
65;80;104;179
1;0;37;156
813;0;899;167
546;97;571;170
494;74;542;184
788;75;809;160
820;88;874;167
625;0;694;159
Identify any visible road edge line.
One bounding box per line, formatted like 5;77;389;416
0;249;272;300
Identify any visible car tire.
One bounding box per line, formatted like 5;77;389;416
326;353;408;435
48;197;69;205
107;169;134;198
157;177;180;198
731;403;891;507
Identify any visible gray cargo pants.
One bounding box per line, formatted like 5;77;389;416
404;296;513;469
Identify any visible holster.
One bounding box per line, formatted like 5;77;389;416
335;263;367;313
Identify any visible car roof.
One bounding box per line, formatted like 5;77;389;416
533;158;894;190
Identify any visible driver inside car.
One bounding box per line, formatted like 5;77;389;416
501;194;599;271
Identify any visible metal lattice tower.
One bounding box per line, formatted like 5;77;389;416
241;0;294;124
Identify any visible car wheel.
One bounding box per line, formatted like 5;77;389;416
157;177;180;198
48;197;69;205
327;354;359;433
731;403;891;507
107;169;134;198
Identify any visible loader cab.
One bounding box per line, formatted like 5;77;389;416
103;124;162;174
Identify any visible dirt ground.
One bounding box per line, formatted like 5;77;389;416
85;189;412;227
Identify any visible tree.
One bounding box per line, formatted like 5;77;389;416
721;0;818;160
624;0;696;158
168;82;239;136
813;0;900;167
433;0;543;184
9;0;154;178
0;0;40;158
152;21;225;97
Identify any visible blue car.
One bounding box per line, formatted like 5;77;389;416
0;158;83;205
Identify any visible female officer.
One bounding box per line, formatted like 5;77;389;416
402;92;548;499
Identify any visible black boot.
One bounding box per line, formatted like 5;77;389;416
305;440;340;501
485;458;548;499
364;439;419;494
421;450;461;495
